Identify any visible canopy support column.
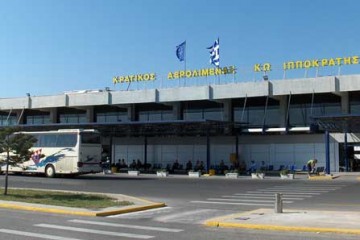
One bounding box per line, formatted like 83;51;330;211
325;130;330;174
344;132;349;172
206;131;210;173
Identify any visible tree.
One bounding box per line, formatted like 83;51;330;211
0;127;37;195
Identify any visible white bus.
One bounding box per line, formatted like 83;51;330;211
1;129;103;177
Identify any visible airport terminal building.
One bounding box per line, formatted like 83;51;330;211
1;73;360;173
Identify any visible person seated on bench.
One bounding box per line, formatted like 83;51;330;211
219;160;228;174
247;160;257;174
129;160;137;170
172;159;180;172
186;160;193;171
118;159;128;169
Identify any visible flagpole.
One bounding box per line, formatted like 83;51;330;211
184;41;187;87
217;37;220;85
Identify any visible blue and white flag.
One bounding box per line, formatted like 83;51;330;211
207;38;220;67
176;41;186;62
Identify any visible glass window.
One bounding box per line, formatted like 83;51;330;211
204;108;224;120
138;110;174;121
0;115;17;126
81;133;101;144
289;102;341;126
265;106;280;127
56;134;77;147
247;107;264;127
60;114;87;123
96;112;128;123
26;115;50;125
183;109;203;120
289;104;310;126
32;133;77;147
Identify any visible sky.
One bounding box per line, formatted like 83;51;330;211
1;0;360;98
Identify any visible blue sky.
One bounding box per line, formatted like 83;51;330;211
1;0;360;97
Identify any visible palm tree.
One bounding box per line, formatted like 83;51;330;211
0;127;37;195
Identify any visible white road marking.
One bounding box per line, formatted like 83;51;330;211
268;187;339;190
69;219;183;232
221;195;304;200
35;224;154;239
154;209;212;222
246;191;322;195
234;193;313;198
190;201;273;206
207;198;293;203
259;189;330;193
0;229;83;240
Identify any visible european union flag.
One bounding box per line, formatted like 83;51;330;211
176;41;186;62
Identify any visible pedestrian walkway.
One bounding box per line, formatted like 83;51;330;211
205;208;360;235
191;183;346;207
0;218;184;239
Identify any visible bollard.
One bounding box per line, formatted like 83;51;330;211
274;193;283;213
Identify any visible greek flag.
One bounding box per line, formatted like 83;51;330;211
207;38;220;67
176;41;186;62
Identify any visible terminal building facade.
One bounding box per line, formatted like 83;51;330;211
1;74;360;173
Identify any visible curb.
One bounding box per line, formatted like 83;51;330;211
203;209;360;235
308;175;336;180
0;200;166;217
95;202;166;217
204;220;360;235
0;189;166;217
0;202;96;217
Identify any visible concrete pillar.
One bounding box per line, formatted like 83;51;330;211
222;99;232;122
341;92;349;114
172;102;182;120
86;107;95;123
127;105;136;121
278;96;288;128
49;108;58;123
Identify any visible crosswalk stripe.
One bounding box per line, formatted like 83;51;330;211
35;224;154;239
191;201;273;206
268;187;339;190
246;191;321;195
207;198;293;203
154;209;213;222
234;193;313;198
221;195;304;200
256;188;329;193
68;219;183;232
0;229;83;240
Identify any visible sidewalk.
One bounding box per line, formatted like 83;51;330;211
0;191;165;217
205;208;360;235
102;171;360;181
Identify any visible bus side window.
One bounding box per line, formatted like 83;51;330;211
56;134;77;147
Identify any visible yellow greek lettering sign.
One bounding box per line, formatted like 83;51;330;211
113;73;156;84
167;66;236;80
282;56;359;70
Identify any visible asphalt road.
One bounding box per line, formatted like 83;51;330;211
0;173;359;240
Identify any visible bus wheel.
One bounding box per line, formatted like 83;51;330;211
45;165;56;178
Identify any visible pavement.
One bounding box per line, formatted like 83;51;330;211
204;208;360;235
